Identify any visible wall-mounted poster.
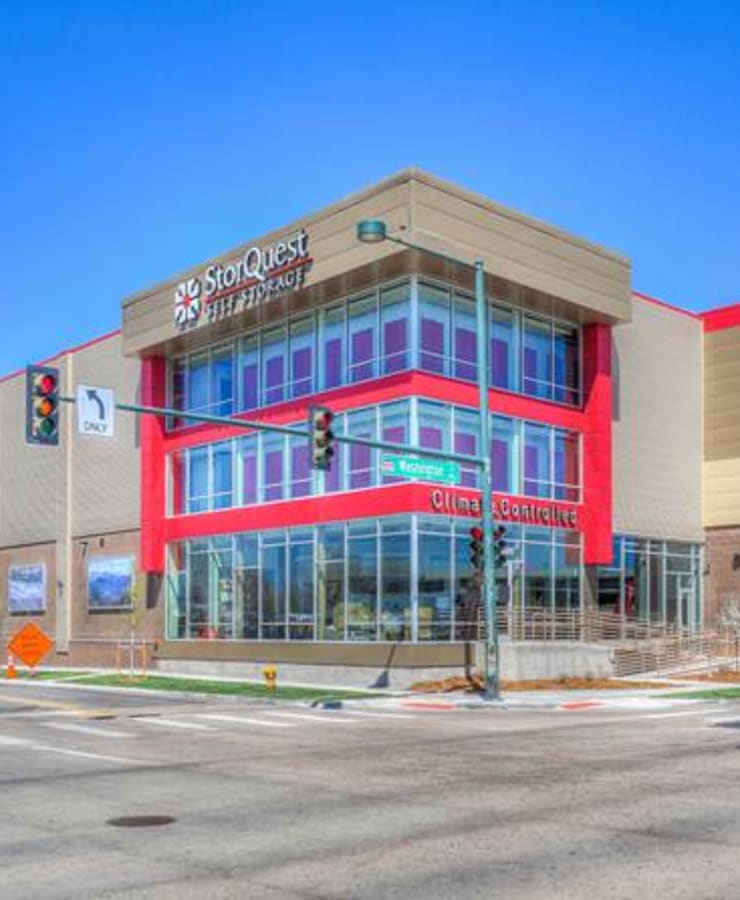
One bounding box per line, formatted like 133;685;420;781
87;555;134;610
8;564;46;613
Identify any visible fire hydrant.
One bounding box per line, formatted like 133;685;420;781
262;663;277;692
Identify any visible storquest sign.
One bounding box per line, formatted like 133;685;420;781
174;229;312;331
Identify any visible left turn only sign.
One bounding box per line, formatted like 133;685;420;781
77;385;115;437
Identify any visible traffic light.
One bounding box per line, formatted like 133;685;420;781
26;365;60;446
469;524;484;572
493;526;508;568
309;405;335;470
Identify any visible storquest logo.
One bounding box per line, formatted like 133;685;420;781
174;277;202;328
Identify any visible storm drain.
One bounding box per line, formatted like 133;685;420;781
107;815;176;828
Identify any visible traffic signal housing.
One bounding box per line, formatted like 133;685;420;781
469;524;484;572
493;526;508;568
309;405;335;470
26;365;60;446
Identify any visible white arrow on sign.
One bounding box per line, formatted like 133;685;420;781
77;385;115;437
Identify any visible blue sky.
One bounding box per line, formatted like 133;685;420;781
2;0;739;375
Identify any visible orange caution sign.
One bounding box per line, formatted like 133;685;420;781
7;622;54;669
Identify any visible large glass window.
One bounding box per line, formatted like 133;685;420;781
321;305;345;391
262;328;286;406
290;318;314;398
212;443;233;510
491;306;519;391
166;516;586;645
381;284;410;375
263;433;284;502
347;523;377;640
348;295;377;383
492;416;519;494
347;408;376;490
523;315;552;399
419;282;449;375
187;447;209;513
452;292;477;382
169;278;581;431
523;422;551;498
453;408;479;489
554;430;580;501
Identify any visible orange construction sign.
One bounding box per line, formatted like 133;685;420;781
7;623;54;668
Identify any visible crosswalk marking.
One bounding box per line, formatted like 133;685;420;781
198;714;295;728
42;721;134;738
333;710;418;720
32;745;139;765
135;717;216;732
643;707;726;719
262;711;363;724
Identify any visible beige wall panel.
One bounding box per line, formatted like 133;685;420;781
69;530;162;643
413;203;629;324
121;184;414;356
612;299;703;541
704;459;740;527
122;169;632;359
0;543;57;646
69;334;141;536
704;325;740;465
0;355;65;547
411;181;627;281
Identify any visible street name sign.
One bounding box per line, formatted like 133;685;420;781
77;385;115;437
381;454;461;485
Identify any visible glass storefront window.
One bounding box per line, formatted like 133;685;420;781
554;430;580;501
169;278;581;430
290;318;314;398
187;446;209;513
262;328;286;406
237;435;258;506
263;433;284;502
321;305;345;390
380;530;411;641
452;292;477;382
419;282;449;375
523;422;551;498
212;346;234;416
212;443;233;510
491;306;519;391
289;434;311;499
381;284;410;375
166;516;588;644
347;408;376;490
453;408;479;489
523;315;552;400
348;295;377;383
492;416;519;494
381;402;410;485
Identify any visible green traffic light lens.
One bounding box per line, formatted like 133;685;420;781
38;418;57;437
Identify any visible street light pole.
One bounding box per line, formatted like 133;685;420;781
356;220;500;699
474;259;499;699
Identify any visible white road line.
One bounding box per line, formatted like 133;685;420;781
262;711;364;724
135;717;216;732
31;745;140;765
709;716;740;725
198;714;295;729
0;734;30;746
643;709;724;719
42;721;134;738
332;710;418;720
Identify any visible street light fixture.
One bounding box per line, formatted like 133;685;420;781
356;218;500;700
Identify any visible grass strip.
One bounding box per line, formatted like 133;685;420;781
65;673;381;701
655;687;740;700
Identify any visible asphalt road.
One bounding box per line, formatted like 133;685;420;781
1;682;739;900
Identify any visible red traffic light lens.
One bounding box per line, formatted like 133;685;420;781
35;373;57;395
469;526;483;541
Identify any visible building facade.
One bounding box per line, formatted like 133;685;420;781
0;169;727;683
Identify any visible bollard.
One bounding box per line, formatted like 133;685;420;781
262;663;277;692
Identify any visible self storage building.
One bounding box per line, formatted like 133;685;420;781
0;169;718;684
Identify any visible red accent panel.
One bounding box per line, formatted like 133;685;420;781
164;483;583;542
141;357;167;573
164;485;426;541
164;370;585;453
581;324;612;565
701;303;740;333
